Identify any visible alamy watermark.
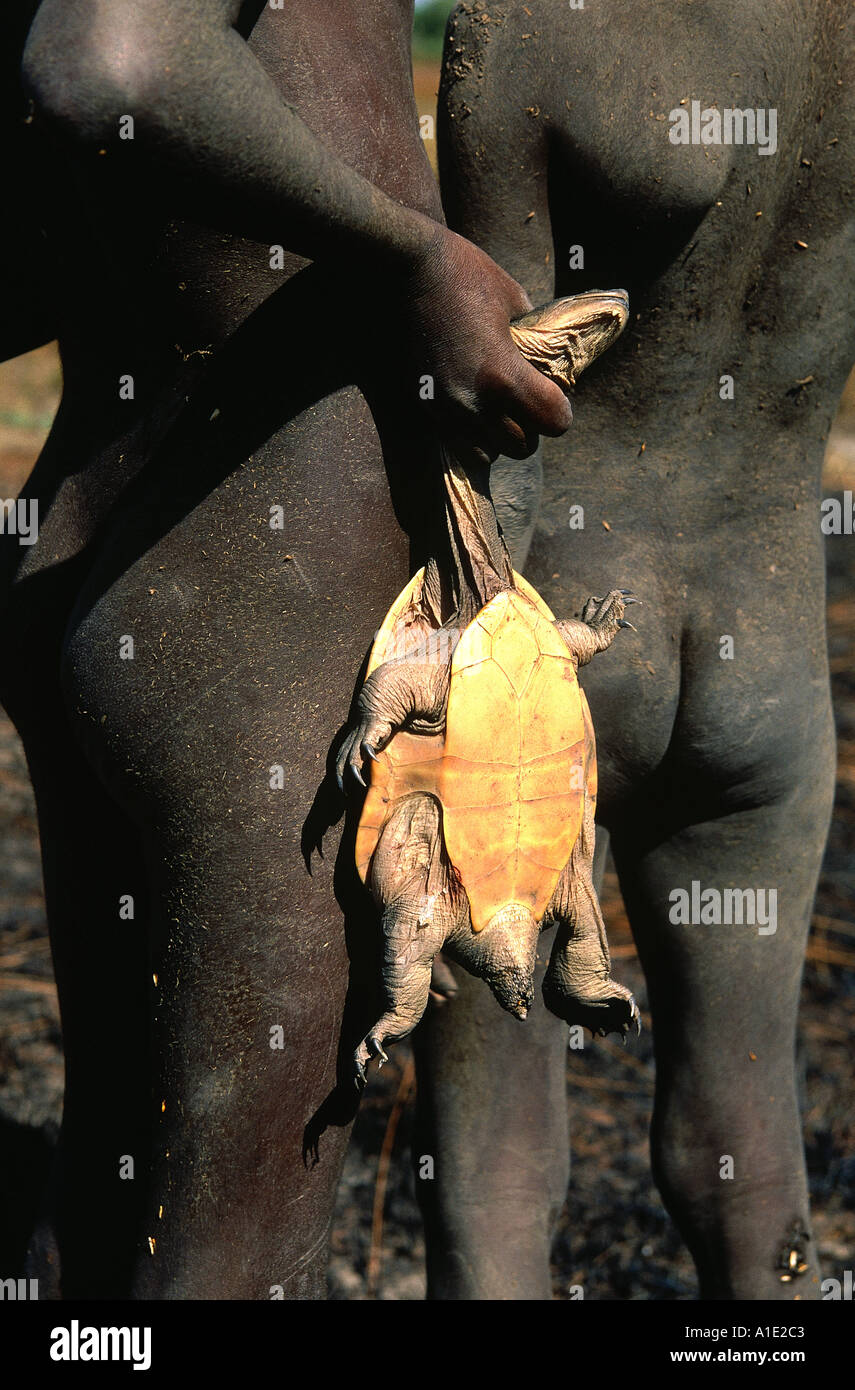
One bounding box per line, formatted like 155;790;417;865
50;1320;151;1371
669;882;777;935
0;497;38;545
821;492;855;534
377;626;464;666
822;1270;853;1299
669;101;777;156
0;1276;38;1299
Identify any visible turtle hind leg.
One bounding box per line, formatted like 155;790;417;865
445;903;540;1021
354;795;464;1087
542;799;640;1040
354;919;433;1089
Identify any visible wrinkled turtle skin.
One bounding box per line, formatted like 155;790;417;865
338;293;640;1081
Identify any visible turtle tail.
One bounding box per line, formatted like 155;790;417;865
446;903;539;1020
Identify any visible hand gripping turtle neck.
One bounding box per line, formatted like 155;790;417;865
337;292;640;1083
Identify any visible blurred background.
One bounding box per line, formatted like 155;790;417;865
0;2;852;1299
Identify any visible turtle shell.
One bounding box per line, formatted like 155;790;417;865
355;570;587;932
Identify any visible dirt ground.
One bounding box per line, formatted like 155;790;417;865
0;61;852;1301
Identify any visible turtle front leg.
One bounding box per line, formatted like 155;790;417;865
542;794;641;1040
355;794;465;1086
555;588;640;668
336;656;449;790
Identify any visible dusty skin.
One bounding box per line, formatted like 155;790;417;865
422;0;855;1302
0;0;574;1300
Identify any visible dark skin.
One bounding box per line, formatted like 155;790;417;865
415;0;855;1299
0;0;573;1298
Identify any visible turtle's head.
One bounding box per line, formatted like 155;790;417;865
477;903;540;1021
510;289;629;390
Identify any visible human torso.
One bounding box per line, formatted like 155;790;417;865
440;0;854;820
0;0;442;716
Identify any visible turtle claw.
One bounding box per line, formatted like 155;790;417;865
617;1006;641;1044
353;1032;390;1088
336;719;395;795
580;588;642;645
547;980;641;1042
334;731;356;793
621;995;642;1039
618;999;642;1042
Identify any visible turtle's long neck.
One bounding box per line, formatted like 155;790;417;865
421;450;514;629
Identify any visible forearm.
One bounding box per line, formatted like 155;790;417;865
21;0;439;270
18;1;573;459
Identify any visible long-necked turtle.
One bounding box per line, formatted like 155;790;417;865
337;291;639;1081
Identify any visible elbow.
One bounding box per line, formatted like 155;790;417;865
21;12;162;145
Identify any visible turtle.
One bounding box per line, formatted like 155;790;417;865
336;291;640;1082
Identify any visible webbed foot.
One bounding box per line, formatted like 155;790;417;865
543;971;641;1042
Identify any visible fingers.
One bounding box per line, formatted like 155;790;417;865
451;440;501;470
449;414;539;467
499;354;574;439
473;348;572;444
441;351;572;463
477;267;573;441
404;231;573;459
492;414;540;462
